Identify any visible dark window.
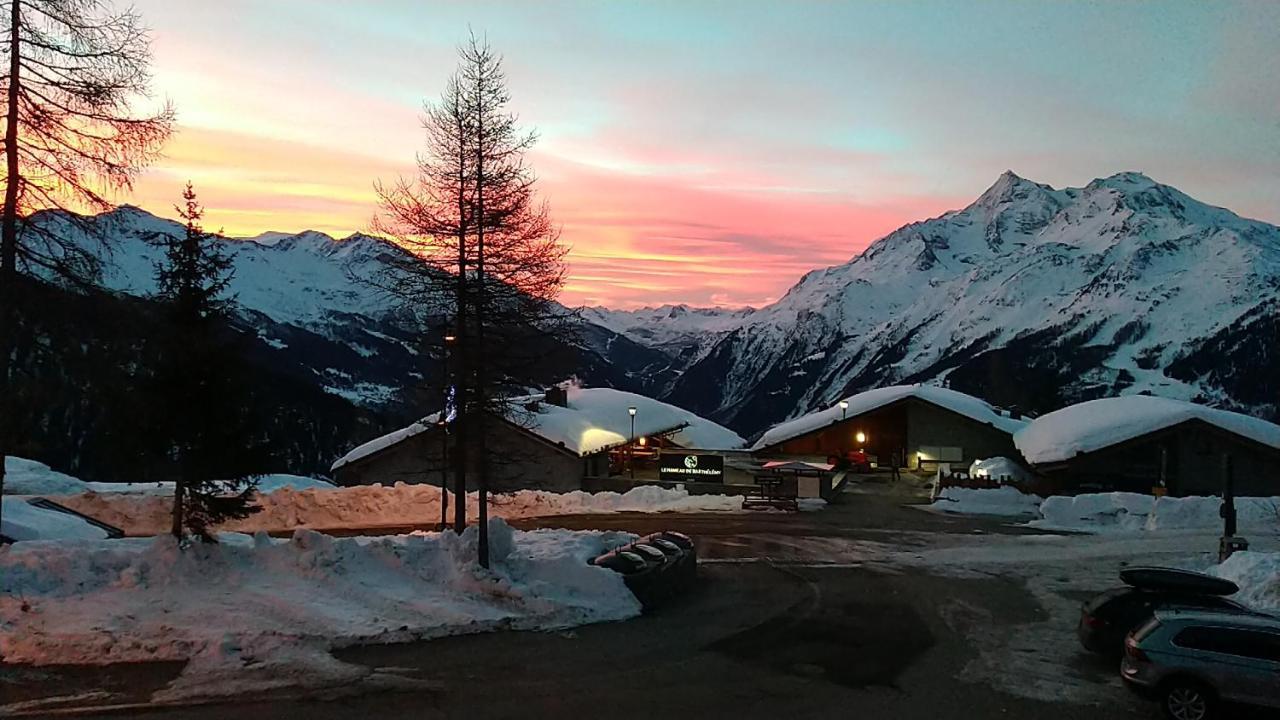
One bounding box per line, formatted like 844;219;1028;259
1173;627;1280;661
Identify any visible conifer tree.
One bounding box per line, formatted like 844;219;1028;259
151;182;264;541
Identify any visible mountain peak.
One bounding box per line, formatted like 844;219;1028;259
1087;170;1159;192
974;170;1052;209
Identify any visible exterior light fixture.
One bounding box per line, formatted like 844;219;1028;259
443;335;456;343
855;431;867;445
627;407;638;479
638;436;647;447
839;400;849;420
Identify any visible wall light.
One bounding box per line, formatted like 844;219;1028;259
855;431;867;445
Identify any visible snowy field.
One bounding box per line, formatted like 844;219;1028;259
0;520;639;704
2;456;758;539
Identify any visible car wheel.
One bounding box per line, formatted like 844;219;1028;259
1161;681;1216;720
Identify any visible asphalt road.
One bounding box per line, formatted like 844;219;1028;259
6;495;1160;720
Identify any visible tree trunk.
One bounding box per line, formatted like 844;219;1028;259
170;477;185;539
0;0;24;526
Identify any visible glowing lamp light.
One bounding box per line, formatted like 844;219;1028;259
638;436;647;447
628;406;637;417
839;400;849;420
443;335;457;343
855;431;867;445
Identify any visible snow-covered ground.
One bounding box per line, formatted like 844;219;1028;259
0;520;639;703
904;532;1280;703
48;483;750;537
928;486;1280;535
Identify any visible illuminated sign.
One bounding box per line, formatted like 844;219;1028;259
659;453;724;483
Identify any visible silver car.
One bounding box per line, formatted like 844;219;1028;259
1121;608;1280;720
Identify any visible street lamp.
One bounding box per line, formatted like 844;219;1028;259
839;400;849;420
628;406;637;479
439;331;456;531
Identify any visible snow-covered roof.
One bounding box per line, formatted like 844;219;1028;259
1;497;110;541
516;387;745;456
331;387;745;471
331;422;433;472
751;384;1027;451
1014;395;1280;465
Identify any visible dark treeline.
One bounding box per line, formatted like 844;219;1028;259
9;274;392;484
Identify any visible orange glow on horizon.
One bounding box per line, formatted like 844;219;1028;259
127;125;962;309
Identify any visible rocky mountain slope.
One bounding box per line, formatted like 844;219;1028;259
659;171;1280;438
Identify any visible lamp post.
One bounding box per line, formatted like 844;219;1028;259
839;400;849;420
628;406;637;479
440;333;456;531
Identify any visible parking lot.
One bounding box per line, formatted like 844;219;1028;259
11;492;1252;719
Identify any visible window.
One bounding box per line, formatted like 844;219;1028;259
1174;627;1280;661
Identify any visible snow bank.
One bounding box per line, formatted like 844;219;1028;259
0;520;639;698
928;487;1280;534
753;384;1025;451
1036;493;1156;532
1015;395;1280;465
1036;494;1280;533
50;483;747;537
1211;551;1280;612
1;497;109;541
930;486;1043;517
969;457;1032;484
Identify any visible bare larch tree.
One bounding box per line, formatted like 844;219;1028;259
0;0;173;530
375;33;572;567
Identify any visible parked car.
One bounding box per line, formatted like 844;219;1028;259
1078;567;1253;655
1121;609;1280;719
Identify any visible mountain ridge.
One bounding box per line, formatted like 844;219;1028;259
655;170;1280;438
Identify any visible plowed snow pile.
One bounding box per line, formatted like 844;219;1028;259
1211;551;1280;612
0;520;639;701
50;483;746;537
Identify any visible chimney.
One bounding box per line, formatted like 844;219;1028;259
545;386;568;408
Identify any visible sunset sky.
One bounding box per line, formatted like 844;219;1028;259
124;1;1279;309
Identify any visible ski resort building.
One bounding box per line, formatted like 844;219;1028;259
750;385;1027;469
330;386;746;492
1013;396;1280;496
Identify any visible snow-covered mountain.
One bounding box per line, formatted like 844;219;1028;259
660;171;1280;438
581;304;755;375
28;206;660;408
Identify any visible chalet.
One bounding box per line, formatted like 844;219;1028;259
1013;395;1280;496
751;385;1026;469
330;386;745;492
